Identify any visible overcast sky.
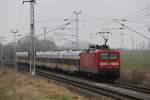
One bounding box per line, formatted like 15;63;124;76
0;0;150;49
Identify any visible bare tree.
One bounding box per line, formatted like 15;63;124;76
17;38;57;52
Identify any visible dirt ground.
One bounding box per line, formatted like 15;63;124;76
0;67;88;100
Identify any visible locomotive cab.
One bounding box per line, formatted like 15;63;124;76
80;46;120;81
96;50;120;80
98;50;120;69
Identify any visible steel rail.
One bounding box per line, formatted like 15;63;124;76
111;81;150;94
35;68;150;100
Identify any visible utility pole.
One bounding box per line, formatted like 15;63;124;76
132;33;134;50
74;11;81;50
11;29;18;68
120;33;124;49
148;28;150;50
42;26;47;42
119;27;125;50
23;0;36;75
42;27;47;51
89;34;94;44
42;26;47;51
0;36;5;67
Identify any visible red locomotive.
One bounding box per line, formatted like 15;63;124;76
80;48;120;80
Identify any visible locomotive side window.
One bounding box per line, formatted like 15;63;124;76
101;53;109;59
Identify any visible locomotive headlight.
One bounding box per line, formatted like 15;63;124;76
110;62;119;66
100;62;108;66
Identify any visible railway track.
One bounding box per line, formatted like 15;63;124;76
110;81;150;95
34;68;150;100
17;64;150;100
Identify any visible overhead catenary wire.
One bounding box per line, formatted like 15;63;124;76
124;20;150;24
17;4;150;48
114;20;150;40
122;5;150;20
79;22;114;31
133;5;150;14
35;19;73;23
17;20;75;43
36;20;75;37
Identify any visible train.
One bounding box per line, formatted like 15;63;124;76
16;45;120;81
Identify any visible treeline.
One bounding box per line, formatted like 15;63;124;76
0;38;57;61
17;38;57;52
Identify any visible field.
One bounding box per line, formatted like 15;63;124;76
0;67;87;100
0;67;114;100
120;50;150;87
121;50;150;69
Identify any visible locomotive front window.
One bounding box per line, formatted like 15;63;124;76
101;53;109;59
109;53;117;59
100;52;118;60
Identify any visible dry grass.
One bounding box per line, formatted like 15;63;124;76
0;67;114;100
0;67;87;100
121;69;150;87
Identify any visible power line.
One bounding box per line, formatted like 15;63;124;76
123;5;150;19
36;20;75;38
35;19;73;23
80;22;114;31
114;19;150;40
17;20;75;44
11;29;18;69
124;20;150;24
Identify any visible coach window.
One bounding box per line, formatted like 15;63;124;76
67;59;69;65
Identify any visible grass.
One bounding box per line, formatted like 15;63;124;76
121;51;150;69
0;67;116;100
120;51;150;87
0;95;10;100
120;69;150;87
59;95;72;100
0;67;85;100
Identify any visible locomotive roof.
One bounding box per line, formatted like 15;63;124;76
81;49;120;54
95;49;120;53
